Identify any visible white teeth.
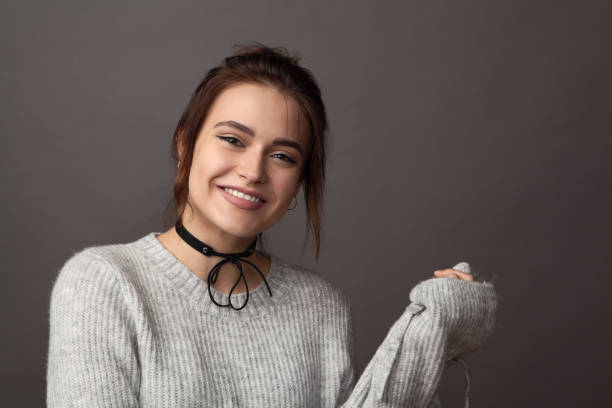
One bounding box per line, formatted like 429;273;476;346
223;187;262;203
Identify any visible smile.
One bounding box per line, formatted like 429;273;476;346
222;187;263;203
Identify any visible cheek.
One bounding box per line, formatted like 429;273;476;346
194;150;230;183
273;173;301;202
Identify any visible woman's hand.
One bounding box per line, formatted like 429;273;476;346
432;268;475;282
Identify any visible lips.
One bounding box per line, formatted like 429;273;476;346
218;185;266;202
217;185;266;211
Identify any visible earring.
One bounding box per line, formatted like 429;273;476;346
288;196;298;210
177;160;180;169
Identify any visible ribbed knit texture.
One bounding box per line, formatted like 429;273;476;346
46;232;497;407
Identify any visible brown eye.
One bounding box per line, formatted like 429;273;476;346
217;135;244;146
271;153;297;164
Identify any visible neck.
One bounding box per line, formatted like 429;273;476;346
155;216;270;295
179;216;257;254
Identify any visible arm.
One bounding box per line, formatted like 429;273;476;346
320;288;357;408
46;249;141;407
339;276;497;408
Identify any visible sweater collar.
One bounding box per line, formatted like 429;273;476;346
135;232;295;321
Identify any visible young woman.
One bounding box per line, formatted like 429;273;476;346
46;45;497;407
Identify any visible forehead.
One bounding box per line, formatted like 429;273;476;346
204;83;308;145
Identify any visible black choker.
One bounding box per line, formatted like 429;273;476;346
174;221;272;310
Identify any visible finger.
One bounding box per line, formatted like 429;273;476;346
434;269;474;281
453;270;474;281
433;269;458;279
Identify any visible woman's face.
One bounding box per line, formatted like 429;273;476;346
184;82;308;239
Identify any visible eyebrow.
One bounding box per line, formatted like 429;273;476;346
214;120;255;136
214;120;304;156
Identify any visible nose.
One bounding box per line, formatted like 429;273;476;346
238;148;266;185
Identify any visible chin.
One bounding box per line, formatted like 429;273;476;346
217;221;263;239
215;209;281;238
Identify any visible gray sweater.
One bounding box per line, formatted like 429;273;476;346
46;232;497;407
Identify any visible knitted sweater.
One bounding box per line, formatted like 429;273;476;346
46;232;497;407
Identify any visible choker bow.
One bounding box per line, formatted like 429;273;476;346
174;221;272;310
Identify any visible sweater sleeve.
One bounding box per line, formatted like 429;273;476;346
339;277;497;408
46;249;141;407
320;286;357;408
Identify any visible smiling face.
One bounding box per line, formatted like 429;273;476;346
182;82;308;240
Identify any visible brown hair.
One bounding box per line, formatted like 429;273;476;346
163;43;328;261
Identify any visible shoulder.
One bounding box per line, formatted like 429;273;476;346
48;240;145;356
50;235;148;302
271;255;351;312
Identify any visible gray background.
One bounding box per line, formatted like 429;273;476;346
2;0;611;406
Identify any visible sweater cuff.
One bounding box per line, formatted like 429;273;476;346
408;277;498;358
